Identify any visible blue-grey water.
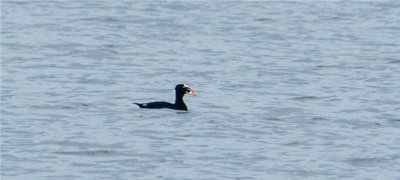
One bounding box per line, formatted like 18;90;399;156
1;1;400;179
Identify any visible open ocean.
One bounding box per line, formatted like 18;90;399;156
1;1;400;179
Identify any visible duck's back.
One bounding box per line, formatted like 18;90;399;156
134;101;188;111
134;101;173;109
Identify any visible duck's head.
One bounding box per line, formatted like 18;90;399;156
175;84;197;96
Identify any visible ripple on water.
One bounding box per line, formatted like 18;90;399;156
387;60;400;64
53;150;114;156
343;157;389;167
290;96;320;101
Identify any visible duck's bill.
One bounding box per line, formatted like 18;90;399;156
187;88;197;96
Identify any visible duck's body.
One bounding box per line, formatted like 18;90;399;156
134;101;187;111
134;84;196;111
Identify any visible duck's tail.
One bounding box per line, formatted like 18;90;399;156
133;103;145;108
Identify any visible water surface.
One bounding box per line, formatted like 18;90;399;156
2;1;400;179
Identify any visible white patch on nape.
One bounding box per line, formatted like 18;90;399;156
142;104;147;107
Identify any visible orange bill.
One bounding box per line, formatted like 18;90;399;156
188;88;197;96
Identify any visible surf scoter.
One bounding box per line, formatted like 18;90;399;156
134;84;197;111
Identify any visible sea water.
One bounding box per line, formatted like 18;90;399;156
1;1;400;179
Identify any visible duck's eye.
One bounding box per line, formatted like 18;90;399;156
186;89;191;93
